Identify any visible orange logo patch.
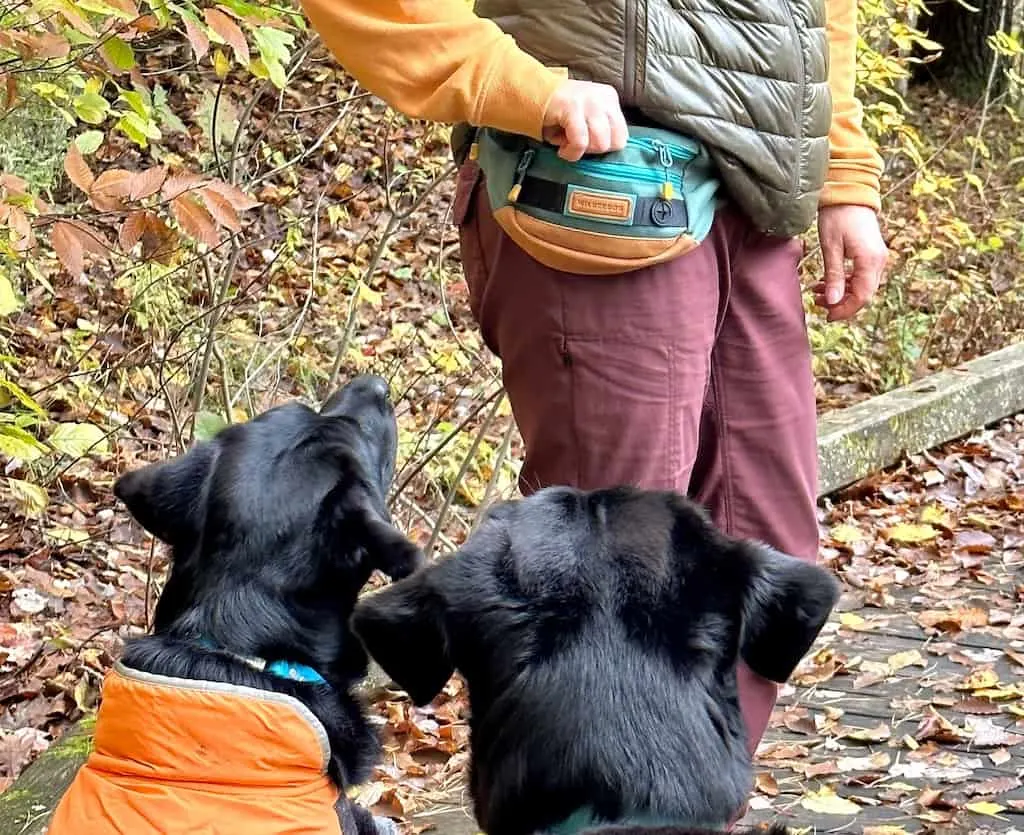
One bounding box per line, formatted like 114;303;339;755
566;189;634;223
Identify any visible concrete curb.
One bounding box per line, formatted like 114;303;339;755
817;340;1024;496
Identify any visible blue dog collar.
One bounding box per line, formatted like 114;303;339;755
547;808;726;835
197;637;327;685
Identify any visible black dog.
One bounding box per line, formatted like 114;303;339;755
51;375;422;835
352;486;838;835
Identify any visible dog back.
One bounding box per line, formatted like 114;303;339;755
50;663;342;835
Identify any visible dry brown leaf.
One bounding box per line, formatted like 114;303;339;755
833;722;892;743
64;144;95;194
917;607;988;632
955;529;998;553
171;195;219;249
914;710;965;744
966;716;1024;748
182;13;210;60
754;772;778;796
129;166;167;201
119;211;148;253
204;179;261;212
137;212;179;264
990;748;1012;766
162;173;206;201
204;8;249;64
89;169;135;212
51;222;84;277
106;0;140;16
965;776;1021;797
200;187;242;231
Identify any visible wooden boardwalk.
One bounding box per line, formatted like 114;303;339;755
740;528;1024;832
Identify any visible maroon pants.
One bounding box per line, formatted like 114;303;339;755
453;162;820;759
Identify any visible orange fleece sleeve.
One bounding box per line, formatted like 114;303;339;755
299;0;567;140
820;0;884;211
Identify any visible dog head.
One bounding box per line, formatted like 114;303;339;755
352;486;837;834
115;374;422;638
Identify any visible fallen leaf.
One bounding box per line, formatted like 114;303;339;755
887;649;925;671
990;748;1012;766
884;523;940;544
965;800;1006;817
800;786;860;816
754;772;778;796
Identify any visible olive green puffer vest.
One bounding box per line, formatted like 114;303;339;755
469;0;831;237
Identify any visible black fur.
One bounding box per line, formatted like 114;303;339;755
113;374;422;834
352;486;838;835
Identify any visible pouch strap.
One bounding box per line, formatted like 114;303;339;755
516;175;689;230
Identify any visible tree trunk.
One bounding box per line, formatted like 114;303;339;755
920;0;1016;98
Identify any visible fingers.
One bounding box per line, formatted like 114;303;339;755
815;206;888;322
543;80;627;161
558;101;590;161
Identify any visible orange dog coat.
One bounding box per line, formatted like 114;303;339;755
49;662;342;834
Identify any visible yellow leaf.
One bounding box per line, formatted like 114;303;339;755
356;281;383;305
45;525;90;545
887;650;925;671
7;477;48;516
0;272;21;316
800;786;860;816
966;801;1006;817
884;523;939;544
213;48;231;78
974;687;1020;701
839;612;869;630
958;669;1000;691
920;505;952;527
830;523;864;544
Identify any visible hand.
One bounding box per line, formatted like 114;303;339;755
542;79;629;162
813;205;889;321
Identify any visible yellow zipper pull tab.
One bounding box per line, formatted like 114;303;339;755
661;181;674;200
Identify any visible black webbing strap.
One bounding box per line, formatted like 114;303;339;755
516;175;688;229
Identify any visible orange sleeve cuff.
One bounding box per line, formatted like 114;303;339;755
299;0;566;140
821;0;884;211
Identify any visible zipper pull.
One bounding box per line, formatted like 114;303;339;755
508;148;535;203
652;140;673;168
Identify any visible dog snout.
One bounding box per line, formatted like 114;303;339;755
320;374;392;418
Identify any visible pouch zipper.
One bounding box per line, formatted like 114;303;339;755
565;158;684;191
627;136;696;163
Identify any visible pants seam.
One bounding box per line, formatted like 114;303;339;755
709;359;736;535
559;283;581;489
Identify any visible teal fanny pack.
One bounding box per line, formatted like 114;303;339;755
470;125;719;275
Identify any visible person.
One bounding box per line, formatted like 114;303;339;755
299;0;888;814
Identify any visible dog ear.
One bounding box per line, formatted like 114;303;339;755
322;478;424;580
739;544;839;683
354;508;424;580
351;567;453;705
114;443;217;547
